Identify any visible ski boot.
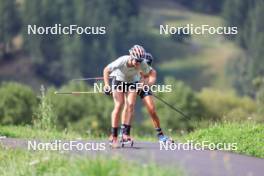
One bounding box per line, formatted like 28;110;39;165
158;134;174;144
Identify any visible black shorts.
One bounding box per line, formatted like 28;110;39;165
138;89;152;99
112;79;138;93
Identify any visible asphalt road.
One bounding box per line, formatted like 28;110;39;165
1;138;264;176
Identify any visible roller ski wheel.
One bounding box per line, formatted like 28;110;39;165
120;135;134;148
169;138;175;144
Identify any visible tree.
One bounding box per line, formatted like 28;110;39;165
22;0;141;85
222;0;257;47
224;0;264;96
243;1;264;78
0;0;21;58
175;0;225;14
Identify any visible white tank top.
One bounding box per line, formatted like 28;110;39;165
107;55;152;83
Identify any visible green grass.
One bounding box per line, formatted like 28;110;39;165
0;125;160;141
0;124;171;142
185;123;264;158
3;123;263;159
0;147;184;176
0;125;184;175
0;125;83;140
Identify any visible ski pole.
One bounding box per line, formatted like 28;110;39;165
71;76;114;81
71;77;104;81
152;94;190;119
54;91;103;95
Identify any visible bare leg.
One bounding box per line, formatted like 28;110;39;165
124;91;137;125
121;95;128;125
142;95;161;128
109;90;125;147
120;90;137;140
111;91;124;128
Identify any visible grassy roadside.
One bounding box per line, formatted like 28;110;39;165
0;147;183;176
0;125;161;142
0;125;184;175
0;125;158;142
0;125;83;140
184;122;264;158
1;123;263;159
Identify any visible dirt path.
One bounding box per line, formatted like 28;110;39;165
1;138;263;176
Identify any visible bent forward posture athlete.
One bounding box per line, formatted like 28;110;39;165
103;45;151;147
121;53;172;143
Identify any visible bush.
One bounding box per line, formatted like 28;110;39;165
198;88;257;121
256;80;264;118
33;85;57;130
141;77;205;133
48;82;113;135
0;82;37;125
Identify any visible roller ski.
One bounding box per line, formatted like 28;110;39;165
119;124;134;148
158;134;174;144
108;135;119;148
120;134;134;148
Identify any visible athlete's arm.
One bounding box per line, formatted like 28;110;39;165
140;69;156;85
147;69;157;86
103;67;111;87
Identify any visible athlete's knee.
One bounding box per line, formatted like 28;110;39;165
113;102;123;113
115;101;124;108
127;102;135;112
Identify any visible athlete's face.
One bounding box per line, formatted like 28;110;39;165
132;59;140;67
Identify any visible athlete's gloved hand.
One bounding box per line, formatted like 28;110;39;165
104;85;112;96
137;89;143;95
